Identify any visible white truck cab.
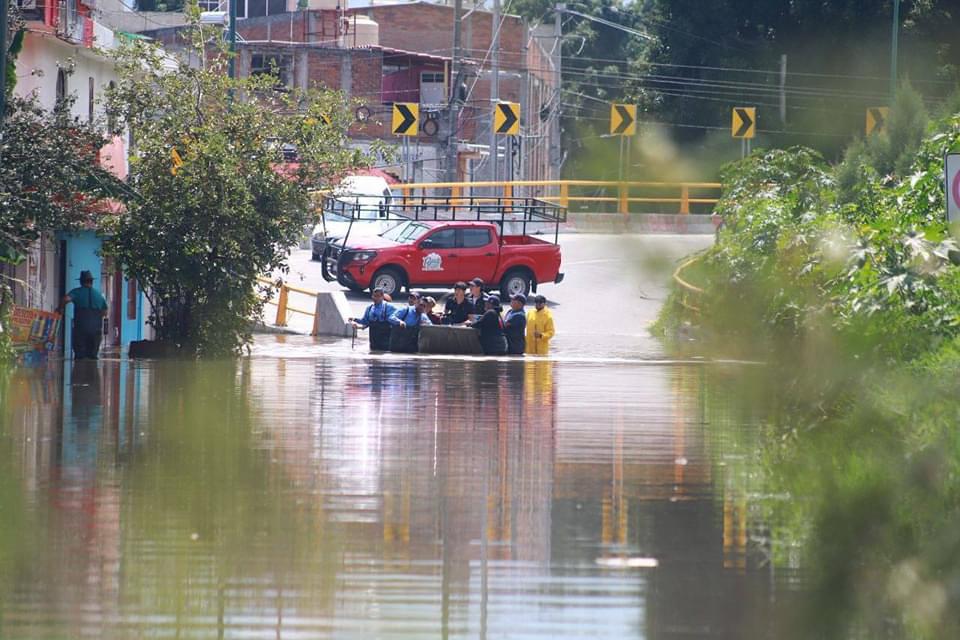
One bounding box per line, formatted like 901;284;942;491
311;175;397;260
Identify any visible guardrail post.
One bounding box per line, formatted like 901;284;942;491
275;284;289;326
618;183;628;216
680;185;690;214
452;184;461;205
504;183;513;200
559;182;569;209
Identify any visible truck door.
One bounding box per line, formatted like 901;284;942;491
414;228;459;284
456;227;499;282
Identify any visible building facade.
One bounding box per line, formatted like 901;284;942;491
7;0;148;355
141;0;560;184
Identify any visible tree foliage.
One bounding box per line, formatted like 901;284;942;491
102;26;374;356
0;94;125;262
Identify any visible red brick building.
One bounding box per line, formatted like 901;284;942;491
142;2;559;184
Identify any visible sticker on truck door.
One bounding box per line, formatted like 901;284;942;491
423;253;443;271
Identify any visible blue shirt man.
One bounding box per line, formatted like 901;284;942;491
350;288;397;351
62;270;108;360
387;293;433;353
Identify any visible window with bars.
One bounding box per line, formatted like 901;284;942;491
250;53;293;90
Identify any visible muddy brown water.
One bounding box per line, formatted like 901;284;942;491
0;337;798;639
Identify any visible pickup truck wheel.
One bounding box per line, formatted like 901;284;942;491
500;269;532;299
372;267;404;297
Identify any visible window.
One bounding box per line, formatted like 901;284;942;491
126;279;138;320
250;53;293;90
55;69;68;105
107;81;117;133
88;77;94;122
420;71;445;105
461;228;492;248
423;229;456;249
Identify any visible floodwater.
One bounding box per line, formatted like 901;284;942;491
0;338;799;639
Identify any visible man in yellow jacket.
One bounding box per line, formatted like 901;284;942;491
525;294;555;355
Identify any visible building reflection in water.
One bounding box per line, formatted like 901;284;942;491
0;353;791;639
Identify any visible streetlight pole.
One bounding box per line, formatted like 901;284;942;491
890;0;900;98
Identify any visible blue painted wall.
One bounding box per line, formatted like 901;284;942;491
61;231;103;358
60;230;146;355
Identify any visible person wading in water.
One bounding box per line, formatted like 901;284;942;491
61;270;108;360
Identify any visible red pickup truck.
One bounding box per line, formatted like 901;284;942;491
325;219;564;298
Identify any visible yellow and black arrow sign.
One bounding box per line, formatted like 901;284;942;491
494;101;520;136
392;103;419;136
866;107;889;136
610;103;637;136
170;147;183;175
732;107;756;139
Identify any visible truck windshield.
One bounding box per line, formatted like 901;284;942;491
380;221;430;243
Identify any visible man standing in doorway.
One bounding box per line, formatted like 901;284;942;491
62;270;107;360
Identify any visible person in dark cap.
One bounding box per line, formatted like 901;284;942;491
503;293;527;355
467;277;489;321
61;270;108;360
387;291;432;352
467;295;507;355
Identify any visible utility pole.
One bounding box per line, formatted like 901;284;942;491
490;0;500;184
445;0;463;182
779;54;787;125
890;0;900;98
228;0;238;79
550;4;563;179
0;0;10;125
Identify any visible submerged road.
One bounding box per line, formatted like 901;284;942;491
273;233;714;359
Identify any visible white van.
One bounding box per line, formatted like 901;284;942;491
311;175;396;260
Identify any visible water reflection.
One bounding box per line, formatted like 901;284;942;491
0;350;792;639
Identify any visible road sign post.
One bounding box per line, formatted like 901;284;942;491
494;102;520;136
946;153;960;223
392;103;420;136
610;104;637;136
866;107;889;136
732;107;755;159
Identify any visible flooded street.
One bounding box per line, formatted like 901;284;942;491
2;235;804;639
2;354;796;639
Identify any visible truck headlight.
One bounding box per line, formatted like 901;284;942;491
350;251;378;262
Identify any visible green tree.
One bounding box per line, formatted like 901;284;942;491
103;26;373;356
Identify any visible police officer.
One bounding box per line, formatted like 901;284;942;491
61;270;107;360
388;292;432;353
350;288;397;351
503;293;527;355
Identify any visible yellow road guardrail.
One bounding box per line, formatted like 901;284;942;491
397;180;722;216
672;257;705;314
258;277;320;331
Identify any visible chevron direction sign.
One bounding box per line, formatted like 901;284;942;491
494;102;520;136
392;103;419;136
731;107;756;139
866;107;889;136
610;104;637;136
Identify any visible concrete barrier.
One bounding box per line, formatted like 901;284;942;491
311;291;354;337
564;212;719;235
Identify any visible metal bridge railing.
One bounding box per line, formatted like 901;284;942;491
396;180;722;216
672;257;705;314
258;277;321;333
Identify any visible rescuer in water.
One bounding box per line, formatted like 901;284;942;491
525;294;555;356
503;293;527;355
388;292;432;353
468;295;507;356
61;270;107;360
350;288;398;351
